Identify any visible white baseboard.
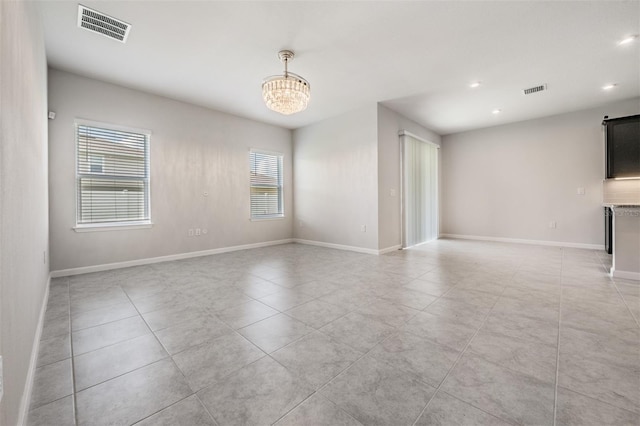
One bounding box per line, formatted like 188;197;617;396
293;239;402;256
51;239;294;277
293;239;379;255
17;274;51;426
612;269;640;281
378;244;402;255
440;234;605;251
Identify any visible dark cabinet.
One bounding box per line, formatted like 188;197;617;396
604;114;640;179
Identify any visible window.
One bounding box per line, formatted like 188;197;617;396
250;150;283;219
88;154;104;173
76;122;150;227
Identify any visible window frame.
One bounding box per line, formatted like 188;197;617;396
73;119;152;232
249;149;285;221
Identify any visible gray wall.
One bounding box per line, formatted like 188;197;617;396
613;208;640;277
48;69;293;271
441;98;640;247
377;104;441;250
0;1;50;424
293;105;379;250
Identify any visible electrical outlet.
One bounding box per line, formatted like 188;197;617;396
549;221;557;229
188;229;194;237
195;228;201;236
390;189;396;197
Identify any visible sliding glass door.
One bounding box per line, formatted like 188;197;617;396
401;133;438;248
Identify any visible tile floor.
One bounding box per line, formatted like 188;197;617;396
27;240;640;425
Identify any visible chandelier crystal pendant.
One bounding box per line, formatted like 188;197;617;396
262;50;310;115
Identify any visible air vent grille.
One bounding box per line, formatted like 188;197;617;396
77;5;131;43
523;84;547;95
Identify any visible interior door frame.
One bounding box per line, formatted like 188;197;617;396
399;130;440;249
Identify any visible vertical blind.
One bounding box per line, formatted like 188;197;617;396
402;134;438;248
76;124;150;225
250;150;283;218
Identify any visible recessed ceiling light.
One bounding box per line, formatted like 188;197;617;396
618;35;638;45
492;109;501;114
602;84;617;90
469;81;482;88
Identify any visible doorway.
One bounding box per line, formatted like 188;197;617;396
400;131;439;248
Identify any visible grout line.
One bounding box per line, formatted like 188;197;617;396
57;278;81;426
269;389;363;426
411;270;515;426
129;394;198;425
608;275;640;329
438;390;519;426
556;384;640;416
73;358;172;395
70;311;140;334
552;248;565;426
194;393;221;426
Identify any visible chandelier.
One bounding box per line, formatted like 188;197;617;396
262;50;310;115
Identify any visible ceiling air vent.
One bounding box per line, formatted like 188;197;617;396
77;5;131;43
523;84;547;95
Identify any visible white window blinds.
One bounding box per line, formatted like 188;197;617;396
250;150;283;219
76;123;150;225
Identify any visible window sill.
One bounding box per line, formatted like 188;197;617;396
73;222;153;232
250;216;285;222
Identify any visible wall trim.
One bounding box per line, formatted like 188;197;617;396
378;244;402;255
51;239;294;277
293;239;402;255
612;268;640;281
293;239;379;255
17;274;51;426
440;234;605;250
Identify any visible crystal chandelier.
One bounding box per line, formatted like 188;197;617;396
262;50;310;115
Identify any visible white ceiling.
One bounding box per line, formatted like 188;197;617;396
36;0;640;135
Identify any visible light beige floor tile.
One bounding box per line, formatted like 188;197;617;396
556;387;640;426
441;353;555;425
172;333;264;392
72;315;150;355
74;333;168;390
198;357;313;425
271;332;362;389
75;359;192;426
30;359;73;410
274;394;362;426
416;391;512;426
321;355;436;426
136;395;217;426
238;313;314;353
